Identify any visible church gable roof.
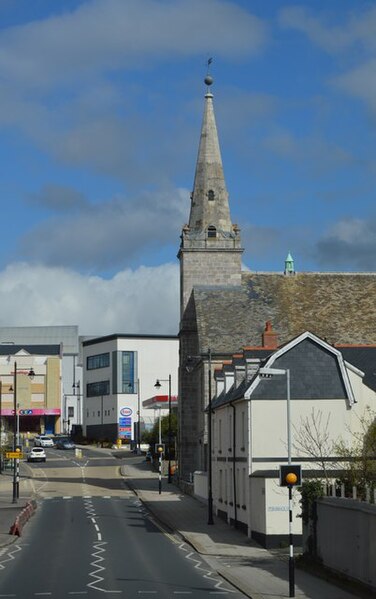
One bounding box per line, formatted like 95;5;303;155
190;272;376;354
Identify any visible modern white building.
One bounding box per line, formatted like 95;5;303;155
82;334;179;443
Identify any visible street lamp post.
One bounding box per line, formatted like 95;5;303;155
259;366;294;598
154;375;172;483
185;350;214;525
11;362;35;503
72;381;81;426
137;379;141;453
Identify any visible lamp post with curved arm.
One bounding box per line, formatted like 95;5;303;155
10;362;35;503
154;375;172;484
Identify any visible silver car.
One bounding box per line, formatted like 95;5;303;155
27;447;46;462
35;436;54;448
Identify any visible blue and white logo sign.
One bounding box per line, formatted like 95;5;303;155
120;407;132;417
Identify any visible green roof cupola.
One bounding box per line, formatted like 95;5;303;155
284;251;295;275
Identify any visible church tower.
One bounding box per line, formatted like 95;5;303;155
178;75;243;318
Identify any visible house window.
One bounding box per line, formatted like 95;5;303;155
112;351;138;393
207;226;217;238
208;189;215;201
87;353;110;370
68;407;74;418
219;419;222;452
87;380;110;397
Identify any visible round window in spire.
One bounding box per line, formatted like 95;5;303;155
207;189;215;201
207;226;217;238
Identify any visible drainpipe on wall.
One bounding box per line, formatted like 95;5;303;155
230;402;237;529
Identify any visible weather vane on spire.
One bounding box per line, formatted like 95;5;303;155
205;57;213;90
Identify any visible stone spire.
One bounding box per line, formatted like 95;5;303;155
178;72;243;317
188;79;232;234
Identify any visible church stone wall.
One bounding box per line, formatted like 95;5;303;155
180;249;242;316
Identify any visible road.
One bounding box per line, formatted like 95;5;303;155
0;448;245;598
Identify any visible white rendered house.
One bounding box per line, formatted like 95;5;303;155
209;330;376;547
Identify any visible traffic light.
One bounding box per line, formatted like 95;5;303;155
155;443;165;455
279;464;302;487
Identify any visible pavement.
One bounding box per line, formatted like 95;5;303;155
0;448;367;598
0;465;35;545
119;455;367;599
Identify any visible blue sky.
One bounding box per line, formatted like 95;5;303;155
0;0;375;335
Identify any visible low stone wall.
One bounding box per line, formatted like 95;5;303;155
315;497;376;591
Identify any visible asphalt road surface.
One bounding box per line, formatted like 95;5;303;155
0;448;245;598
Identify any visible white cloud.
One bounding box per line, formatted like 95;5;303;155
18;187;189;271
333;59;376;115
279;5;376;54
0;0;268;90
262;129;352;173
315;217;376;270
0;262;179;336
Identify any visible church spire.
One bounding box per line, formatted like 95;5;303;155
178;69;243;317
188;73;233;234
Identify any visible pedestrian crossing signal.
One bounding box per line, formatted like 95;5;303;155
155;443;165;454
279;464;302;487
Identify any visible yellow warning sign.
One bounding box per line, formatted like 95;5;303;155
5;452;24;459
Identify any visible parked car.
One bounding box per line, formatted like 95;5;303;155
27;447;46;462
55;438;76;450
34;436;54;448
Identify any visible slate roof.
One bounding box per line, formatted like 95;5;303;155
190;272;376;354
0;344;61;356
337;346;376;392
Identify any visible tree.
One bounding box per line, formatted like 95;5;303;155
141;412;178;457
293;408;337;483
334;406;376;492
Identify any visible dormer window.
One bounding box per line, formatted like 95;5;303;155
208;226;217;238
207;189;215;201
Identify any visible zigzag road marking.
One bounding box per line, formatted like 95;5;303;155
0;545;22;571
181;545;237;594
87;541;121;593
87;541;107;591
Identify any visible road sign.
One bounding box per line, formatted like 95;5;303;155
5;452;24;459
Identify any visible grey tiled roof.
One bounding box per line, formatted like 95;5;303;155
0;344;61;356
337;346;376;391
191;272;376;354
